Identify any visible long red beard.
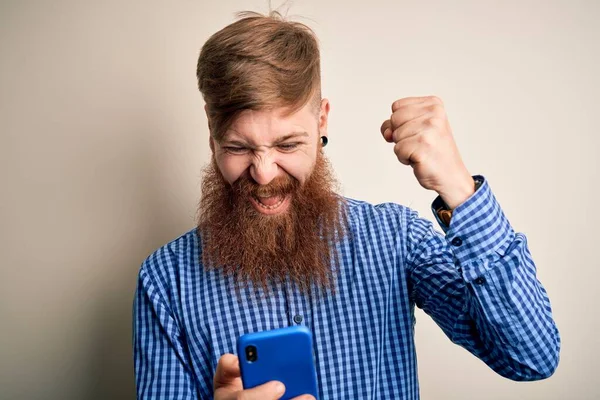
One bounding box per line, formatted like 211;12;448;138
197;153;347;294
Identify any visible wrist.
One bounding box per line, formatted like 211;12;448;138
438;176;476;210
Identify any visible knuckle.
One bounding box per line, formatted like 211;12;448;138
392;99;403;111
427;104;443;114
418;131;436;146
429;95;443;104
425;116;443;128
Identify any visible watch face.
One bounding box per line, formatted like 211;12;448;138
438;209;452;226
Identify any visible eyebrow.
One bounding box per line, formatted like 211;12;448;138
273;131;309;144
221;131;309;147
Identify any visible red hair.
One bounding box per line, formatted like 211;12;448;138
196;11;322;141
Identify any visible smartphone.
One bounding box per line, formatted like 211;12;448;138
237;325;319;399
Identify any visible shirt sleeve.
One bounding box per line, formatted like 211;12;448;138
134;264;199;399
405;176;561;381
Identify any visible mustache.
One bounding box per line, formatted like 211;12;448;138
233;174;300;198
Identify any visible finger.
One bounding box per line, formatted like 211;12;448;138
291;395;316;400
391;117;426;143
390;105;430;131
214;354;241;389
391;95;442;113
393;136;420;166
236;381;286;400
390;96;445;129
380;119;393;142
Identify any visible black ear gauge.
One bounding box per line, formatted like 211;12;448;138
321;136;328;147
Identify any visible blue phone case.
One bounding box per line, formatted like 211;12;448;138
237;326;319;399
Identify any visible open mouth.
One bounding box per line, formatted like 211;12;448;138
249;194;291;215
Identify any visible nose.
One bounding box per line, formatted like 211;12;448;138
250;155;278;185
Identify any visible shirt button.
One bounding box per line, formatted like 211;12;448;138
474;277;486;285
293;314;303;324
451;237;463;246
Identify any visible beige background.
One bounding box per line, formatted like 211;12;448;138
1;0;598;399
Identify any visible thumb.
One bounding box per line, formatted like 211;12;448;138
237;381;286;400
380;119;394;142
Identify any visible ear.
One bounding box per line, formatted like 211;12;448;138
319;98;330;139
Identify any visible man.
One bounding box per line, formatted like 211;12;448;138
133;10;560;400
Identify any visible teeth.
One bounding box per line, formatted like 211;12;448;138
253;196;285;210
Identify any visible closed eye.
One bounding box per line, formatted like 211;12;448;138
223;146;249;155
277;143;300;152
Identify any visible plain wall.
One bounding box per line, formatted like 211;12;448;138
1;0;598;399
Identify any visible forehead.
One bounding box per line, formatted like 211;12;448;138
224;105;317;143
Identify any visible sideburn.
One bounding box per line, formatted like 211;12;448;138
197;153;347;295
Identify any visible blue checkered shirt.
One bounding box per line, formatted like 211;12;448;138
134;175;560;399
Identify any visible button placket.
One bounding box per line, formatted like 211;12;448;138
284;279;307;326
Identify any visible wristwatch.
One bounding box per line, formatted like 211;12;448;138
435;177;483;226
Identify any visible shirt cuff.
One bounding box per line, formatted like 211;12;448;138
431;175;516;281
431;175;482;232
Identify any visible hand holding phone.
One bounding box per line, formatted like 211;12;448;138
237;326;319;400
214;353;300;400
